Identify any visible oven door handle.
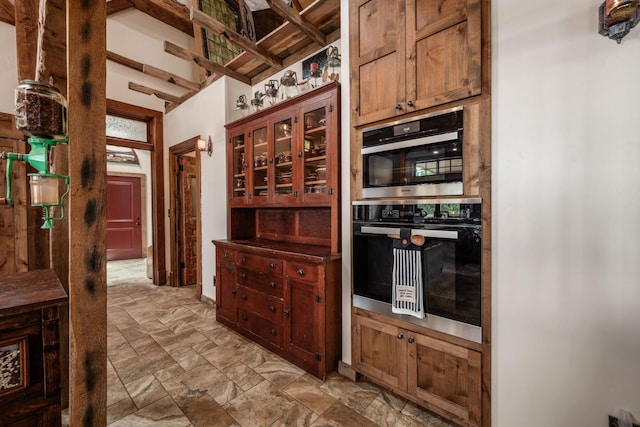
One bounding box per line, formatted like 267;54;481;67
361;131;459;155
360;226;458;240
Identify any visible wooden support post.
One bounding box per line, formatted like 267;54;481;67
66;0;107;425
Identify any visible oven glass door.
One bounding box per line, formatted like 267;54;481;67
353;224;481;326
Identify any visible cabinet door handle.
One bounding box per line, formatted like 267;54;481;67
241;294;247;300
231;289;237;295
241;256;247;262
269;157;274;163
242;315;248;320
269;262;276;268
284;310;289;317
396;104;402;110
397;333;404;340
223;253;229;258
241;273;247;279
408;337;415;344
407;100;414;107
269;305;276;312
270;329;277;336
297;268;305;276
269;282;276;288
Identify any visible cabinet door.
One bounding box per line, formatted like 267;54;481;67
352;314;408;391
406;0;482;111
350;0;406;126
407;333;482;426
249;125;269;204
215;256;237;323
272;114;297;204
284;276;323;375
228;130;247;206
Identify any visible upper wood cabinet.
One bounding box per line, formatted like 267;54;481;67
350;0;482;126
226;83;340;208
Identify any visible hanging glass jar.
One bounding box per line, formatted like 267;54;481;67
14;80;68;140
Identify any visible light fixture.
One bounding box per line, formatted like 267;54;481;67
599;0;639;43
0;80;70;229
197;136;212;157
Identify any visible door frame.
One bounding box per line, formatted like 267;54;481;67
107;99;166;284
169;136;203;297
106;173;147;261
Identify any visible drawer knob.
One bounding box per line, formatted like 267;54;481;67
297;268;305;276
284;310;289;317
397;333;404;340
241;256;247;262
270;329;277;336
269;305;276;312
269;262;276;268
231;289;237;295
241;273;247;279
396;104;402;110
224;253;229;258
241;294;247;300
408;337;415;344
407;100;414;107
242;315;248;321
269;282;276;288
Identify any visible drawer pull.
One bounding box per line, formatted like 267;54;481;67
284;310;289;317
241;294;247;300
269;282;276;288
269;305;276;312
223;253;229;258
231;289;237;295
242;315;248;321
270;329;277;336
241;273;247;279
297;268;305;276
269;262;276;268
408;337;415;344
241;256;247;262
397;333;404;340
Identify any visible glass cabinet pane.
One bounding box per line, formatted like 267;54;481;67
231;134;246;199
303;107;327;195
274;119;293;196
252;126;268;198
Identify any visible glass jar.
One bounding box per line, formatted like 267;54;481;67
15;80;68;140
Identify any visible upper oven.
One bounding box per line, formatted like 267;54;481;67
361;107;464;198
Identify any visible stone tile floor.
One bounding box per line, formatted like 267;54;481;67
103;259;454;426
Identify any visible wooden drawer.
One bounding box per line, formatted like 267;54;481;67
238;309;283;349
237;286;283;325
237;268;283;298
238;252;283;275
285;261;319;283
217;247;236;263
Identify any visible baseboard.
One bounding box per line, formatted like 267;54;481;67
338;361;358;382
200;294;215;307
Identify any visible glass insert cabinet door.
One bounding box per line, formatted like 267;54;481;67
252;126;268;198
230;133;246;202
303;106;327;196
273;118;293;196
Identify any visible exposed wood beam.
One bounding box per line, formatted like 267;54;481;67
291;0;303;12
190;7;282;69
107;0;134;15
164;40;251;85
107;50;143;72
130;0;193;36
0;0;14;25
128;81;183;104
266;0;325;46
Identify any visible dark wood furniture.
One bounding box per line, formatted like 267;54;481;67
216;82;341;379
348;1;492;426
0;269;68;427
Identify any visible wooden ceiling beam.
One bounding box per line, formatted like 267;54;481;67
190;7;283;69
266;0;325;46
107;50;144;72
128;81;183;104
130;0;193;36
107;0;134;15
0;0;14;25
164;40;251;85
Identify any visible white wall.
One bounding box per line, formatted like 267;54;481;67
493;1;640;426
0;22;18;113
164;78;232;300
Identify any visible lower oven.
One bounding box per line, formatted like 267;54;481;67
352;198;482;343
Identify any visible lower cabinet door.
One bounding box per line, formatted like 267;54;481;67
407;333;482;426
216;261;237;323
352;314;408;391
284;278;323;374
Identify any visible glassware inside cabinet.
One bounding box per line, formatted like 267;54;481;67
303;107;327;195
231;134;246;198
274;118;293;196
252;126;268;198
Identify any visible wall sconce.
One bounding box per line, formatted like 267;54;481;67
197;136;212;157
599;0;639;43
0;80;70;229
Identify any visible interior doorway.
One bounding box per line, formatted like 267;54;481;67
106;175;144;261
169;137;203;296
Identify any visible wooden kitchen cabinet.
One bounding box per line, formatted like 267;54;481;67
353;312;482;427
349;0;482;126
214;241;341;379
215;247;237;325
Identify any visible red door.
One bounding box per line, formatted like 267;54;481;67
107;176;142;260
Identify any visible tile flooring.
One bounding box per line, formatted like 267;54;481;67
104;259;454;426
